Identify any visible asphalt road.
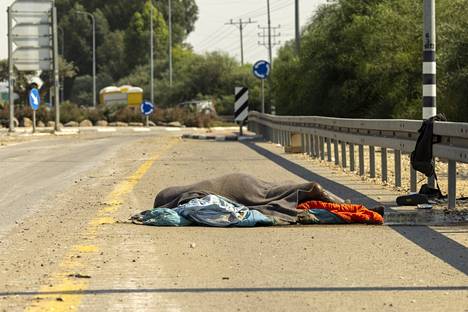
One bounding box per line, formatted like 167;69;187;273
0;131;466;311
0;134;143;238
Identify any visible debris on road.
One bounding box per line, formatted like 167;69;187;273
67;273;91;279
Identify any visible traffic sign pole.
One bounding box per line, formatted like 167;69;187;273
253;60;270;115
7;6;14;132
32;110;36;133
261;79;265;114
29;88;40;133
141;100;155;126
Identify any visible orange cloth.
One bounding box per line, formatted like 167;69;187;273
297;201;384;225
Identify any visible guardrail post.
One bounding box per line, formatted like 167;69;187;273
410;166;417;192
311;135;315;157
327;138;332;162
381;147;388;183
448;160;456;209
349;143;355;171
301;134;306;153
320;137;325;160
303;133;309;154
307;134;312;156
334;140;339;165
314;135;320;158
394;149;401;187
358;145;364;176
341;142;347;168
369;146;376;178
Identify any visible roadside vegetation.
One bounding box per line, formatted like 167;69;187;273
272;0;468;121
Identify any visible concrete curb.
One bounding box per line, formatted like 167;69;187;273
181;134;263;142
182;134;238;141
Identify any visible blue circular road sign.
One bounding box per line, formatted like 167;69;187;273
29;88;40;111
253;60;271;80
140;100;155;116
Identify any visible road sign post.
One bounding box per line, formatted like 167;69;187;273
234;87;249;136
253;60;271;114
29;88;40;133
141;100;155;127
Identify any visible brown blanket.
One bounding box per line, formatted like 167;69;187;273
153;173;343;223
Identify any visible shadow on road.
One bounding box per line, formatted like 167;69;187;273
241;141;383;206
241;141;468;276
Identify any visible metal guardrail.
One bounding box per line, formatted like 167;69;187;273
248;112;468;209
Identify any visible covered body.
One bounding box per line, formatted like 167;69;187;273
154;173;343;223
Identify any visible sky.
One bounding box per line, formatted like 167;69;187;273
0;0;328;62
186;0;328;64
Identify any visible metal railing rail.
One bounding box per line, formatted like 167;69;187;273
248;112;468;209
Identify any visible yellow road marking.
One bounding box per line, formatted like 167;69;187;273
26;139;178;311
73;245;99;253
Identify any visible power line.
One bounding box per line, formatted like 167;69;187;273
237;0;291;19
225;18;257;65
195;26;229;47
196;27;233;50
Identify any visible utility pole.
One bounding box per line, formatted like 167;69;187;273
423;0;436;120
150;2;154;104
295;0;300;53
267;0;272;67
168;0;173;87
258;24;280;115
226;18;256;66
258;25;281;50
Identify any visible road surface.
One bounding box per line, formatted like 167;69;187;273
0;130;466;311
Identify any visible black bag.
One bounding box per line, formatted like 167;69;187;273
410;114;447;177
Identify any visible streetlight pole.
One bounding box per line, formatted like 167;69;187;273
58;26;65;103
168;0;173;87
295;0;300;54
76;11;96;108
150;2;154;104
266;0;275;114
7;6;14;132
267;0;272;67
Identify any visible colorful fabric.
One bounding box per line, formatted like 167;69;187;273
137;208;192;226
132;195;275;227
297;201;384;225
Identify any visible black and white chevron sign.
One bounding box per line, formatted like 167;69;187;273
234;87;248;122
